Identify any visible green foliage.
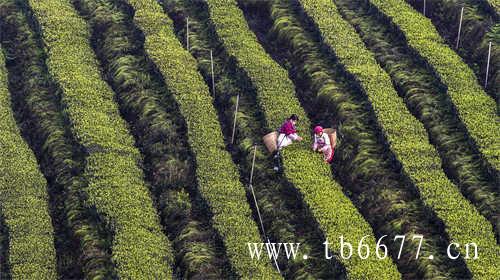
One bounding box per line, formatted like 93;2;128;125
121;0;279;278
297;0;499;278
407;0;499;103
336;0;499;244
203;0;400;279
164;0;344;277
367;0;499;171
26;0;173;278
258;0;470;277
0;0;116;277
74;0;226;277
485;0;500;14
0;48;57;279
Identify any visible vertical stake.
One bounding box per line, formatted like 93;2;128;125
423;0;426;16
456;7;464;49
485;42;492;87
231;94;240;145
249;145;257;186
248;146;281;274
186;17;190;50
210;50;216;97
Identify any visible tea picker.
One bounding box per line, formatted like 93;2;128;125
263;114;303;171
263;120;342;171
312;126;337;164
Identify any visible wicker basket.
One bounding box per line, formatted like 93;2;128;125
263;131;278;153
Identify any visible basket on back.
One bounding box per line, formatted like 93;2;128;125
263;131;278;153
323;128;337;148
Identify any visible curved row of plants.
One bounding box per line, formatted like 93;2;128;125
0;0;117;278
202;0;401;279
162;0;345;278
0;44;57;279
296;0;499;278
243;0;472;278
486;0;500;14
118;0;280;278
26;0;174;278
73;0;232;278
406;0;499;103
334;0;499;241
365;0;500;172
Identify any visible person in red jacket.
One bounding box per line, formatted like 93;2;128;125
277;114;303;149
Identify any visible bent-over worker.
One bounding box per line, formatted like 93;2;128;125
277;114;303;149
312;126;334;163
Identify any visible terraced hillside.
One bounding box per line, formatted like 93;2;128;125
0;41;56;280
0;0;498;279
407;0;499;104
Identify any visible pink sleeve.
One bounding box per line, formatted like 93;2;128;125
280;121;297;135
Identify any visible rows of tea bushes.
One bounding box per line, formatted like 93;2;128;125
0;0;116;277
26;0;173;278
335;0;499;241
163;0;344;278
365;0;499;172
202;0;400;279
73;0;229;277
243;0;473;278
296;0;499;278
119;0;279;278
407;0;499;103
0;44;57;280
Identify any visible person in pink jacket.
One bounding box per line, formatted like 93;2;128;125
277;114;303;149
312;126;335;163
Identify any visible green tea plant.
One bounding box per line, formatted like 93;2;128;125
242;0;476;277
296;0;499;278
0;43;57;280
365;0;500;172
0;0;115;277
163;0;345;278
336;0;499;243
73;0;228;277
203;0;401;279
27;0;173;278
119;0;280;278
407;0;499;103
